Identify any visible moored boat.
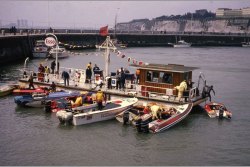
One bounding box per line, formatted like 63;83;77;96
242;42;250;47
0;84;15;97
148;103;193;133
204;102;232;119
32;40;49;58
44;91;95;112
169;40;191;48
12;87;49;95
49;46;69;59
56;97;138;125
14;90;92;108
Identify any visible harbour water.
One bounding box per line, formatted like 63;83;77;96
0;47;250;165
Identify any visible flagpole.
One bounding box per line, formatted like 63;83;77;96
98;36;116;78
105;36;110;78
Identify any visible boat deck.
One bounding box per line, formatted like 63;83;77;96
18;75;207;106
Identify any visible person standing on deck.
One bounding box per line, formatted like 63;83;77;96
175;80;187;101
136;69;140;84
86;64;92;83
28;74;35;89
38;64;45;82
96;89;105;110
51;60;56;74
120;67;126;90
203;85;215;102
93;64;100;75
61;71;70;86
44;66;50;83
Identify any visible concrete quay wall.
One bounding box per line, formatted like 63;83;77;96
0;32;249;65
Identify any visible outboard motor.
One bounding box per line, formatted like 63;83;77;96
44;100;52;112
56;109;73;124
135;118;142;133
123;110;130;125
140;117;152;133
219;108;224;119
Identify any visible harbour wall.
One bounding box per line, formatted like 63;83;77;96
0;32;249;65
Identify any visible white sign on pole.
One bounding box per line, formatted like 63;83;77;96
44;37;56;47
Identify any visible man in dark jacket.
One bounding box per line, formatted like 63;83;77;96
86;65;92;83
61;71;70;86
51;60;56;74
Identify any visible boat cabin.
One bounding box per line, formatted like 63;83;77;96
130;63;198;97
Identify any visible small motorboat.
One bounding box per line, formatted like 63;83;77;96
44;91;95;112
12;87;49;95
242;42;250;47
32;40;49;58
168;40;191;48
56;98;138;126
0;84;15;97
116;102;193;133
204;102;232;119
14;91;92;108
49;46;69;59
148;103;193;133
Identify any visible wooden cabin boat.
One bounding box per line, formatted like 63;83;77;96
130;63;207;106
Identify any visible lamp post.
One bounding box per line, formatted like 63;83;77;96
46;33;58;73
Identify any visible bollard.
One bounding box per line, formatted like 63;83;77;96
44;29;46;34
1;30;5;36
66;30;68;34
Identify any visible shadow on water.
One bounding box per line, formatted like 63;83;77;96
14;105;46;117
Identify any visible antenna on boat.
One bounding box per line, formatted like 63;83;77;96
24;57;29;69
198;72;206;89
97;36;117;78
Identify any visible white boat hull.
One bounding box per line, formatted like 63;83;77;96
148;103;193;133
33;52;49;58
173;44;191;48
50;52;69;59
72;98;138;126
242;44;250;47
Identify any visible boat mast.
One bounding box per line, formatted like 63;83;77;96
97;36;117;78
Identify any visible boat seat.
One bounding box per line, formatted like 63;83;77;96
127;91;137;96
162;95;169;100
149;94;157;98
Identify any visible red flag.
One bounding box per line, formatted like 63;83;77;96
139;61;144;65
100;25;108;36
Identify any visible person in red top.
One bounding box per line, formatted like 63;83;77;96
143;106;151;114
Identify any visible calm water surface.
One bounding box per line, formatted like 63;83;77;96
0;47;250;166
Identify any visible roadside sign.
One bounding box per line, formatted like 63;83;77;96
45;37;56;47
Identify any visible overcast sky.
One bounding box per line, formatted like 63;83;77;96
1;1;250;29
